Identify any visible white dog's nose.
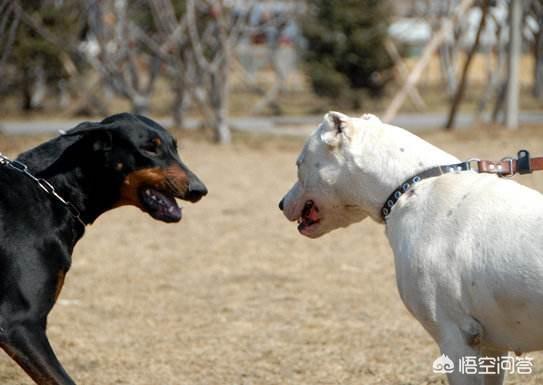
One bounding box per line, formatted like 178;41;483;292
278;198;285;211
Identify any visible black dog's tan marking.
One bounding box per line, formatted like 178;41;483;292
54;271;66;302
0;113;207;385
117;165;190;208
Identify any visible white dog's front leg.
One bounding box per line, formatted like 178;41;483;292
439;325;484;385
481;349;507;385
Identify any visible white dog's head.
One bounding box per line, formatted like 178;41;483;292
279;111;382;238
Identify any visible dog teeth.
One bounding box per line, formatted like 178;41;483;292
144;189;159;201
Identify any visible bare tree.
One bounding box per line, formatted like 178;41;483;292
383;0;475;123
445;0;490;129
3;1;87;111
186;0;252;144
140;0;252;142
0;0;21;93
474;10;507;122
532;0;543;99
144;0;194;128
87;0;160;115
437;0;458;97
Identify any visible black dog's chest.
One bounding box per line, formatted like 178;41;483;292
0;172;75;270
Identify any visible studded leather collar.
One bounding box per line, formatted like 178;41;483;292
381;149;540;221
381;161;472;219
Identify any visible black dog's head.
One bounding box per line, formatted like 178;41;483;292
18;113;207;223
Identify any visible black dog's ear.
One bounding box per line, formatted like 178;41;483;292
63;121;106;136
16;121;113;175
63;122;113;152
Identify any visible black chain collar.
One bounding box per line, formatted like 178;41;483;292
381;160;474;220
0;153;86;228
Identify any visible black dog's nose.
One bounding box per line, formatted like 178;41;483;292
185;180;208;203
278;198;284;211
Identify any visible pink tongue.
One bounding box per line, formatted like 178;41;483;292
307;206;319;221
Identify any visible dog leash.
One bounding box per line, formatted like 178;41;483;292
382;149;541;220
0;153;86;228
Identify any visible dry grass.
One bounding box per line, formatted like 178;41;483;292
1;125;543;384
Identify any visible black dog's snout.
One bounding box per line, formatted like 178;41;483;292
185;179;208;203
278;198;284;211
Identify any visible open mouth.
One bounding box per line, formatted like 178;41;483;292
297;200;320;234
139;187;182;223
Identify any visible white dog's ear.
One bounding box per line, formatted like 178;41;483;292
321;111;351;147
360;113;381;122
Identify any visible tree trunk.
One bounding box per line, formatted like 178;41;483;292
445;0;489;129
505;0;522;129
439;41;457;97
474;15;506;122
21;68;33;111
172;75;190;129
212;38;232;144
30;63;46;109
492;81;507;122
534;15;543;99
172;98;185;129
213;71;231;144
214;111;231;144
131;95;150;115
58;79;70;108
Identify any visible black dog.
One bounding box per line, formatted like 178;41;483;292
0;113;207;385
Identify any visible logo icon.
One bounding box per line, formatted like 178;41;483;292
433;354;455;374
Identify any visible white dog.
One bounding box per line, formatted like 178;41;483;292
279;111;543;385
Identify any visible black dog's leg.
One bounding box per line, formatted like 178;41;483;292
0;243;75;385
1;320;75;385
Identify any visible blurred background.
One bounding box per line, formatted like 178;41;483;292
0;0;541;142
2;1;543;385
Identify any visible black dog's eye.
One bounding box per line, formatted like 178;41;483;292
142;138;161;155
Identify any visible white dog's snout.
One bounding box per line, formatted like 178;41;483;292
281;182;303;221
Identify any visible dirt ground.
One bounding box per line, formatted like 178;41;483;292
1;124;543;385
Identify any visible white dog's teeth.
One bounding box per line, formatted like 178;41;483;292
145;189;151;196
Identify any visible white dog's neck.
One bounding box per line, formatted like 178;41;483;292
353;121;460;222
